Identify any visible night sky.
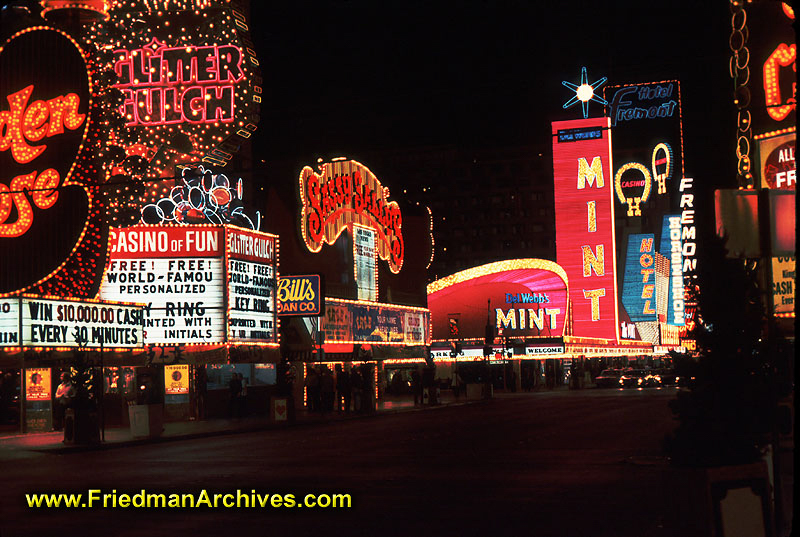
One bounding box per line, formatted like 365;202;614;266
249;0;737;193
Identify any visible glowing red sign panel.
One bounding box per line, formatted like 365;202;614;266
552;118;619;341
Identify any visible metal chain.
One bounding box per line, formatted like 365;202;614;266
730;1;753;187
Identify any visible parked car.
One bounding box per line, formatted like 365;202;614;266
620;369;660;388
655;368;678;386
595;369;624;388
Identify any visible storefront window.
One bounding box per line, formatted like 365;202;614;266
205;364;276;389
103;367;136;396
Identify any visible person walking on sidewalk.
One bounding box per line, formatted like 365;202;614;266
320;367;335;414
350;367;363;413
451;368;463;399
304;366;320;413
411;368;422;406
335;365;351;413
228;371;242;418
238;373;248;416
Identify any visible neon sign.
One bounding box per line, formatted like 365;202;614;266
552;118;618;341
613;142;674;217
505;293;550;304
759;133;796;190
607;84;678;126
763;43;796;122
621;234;657;323
651;142;674;194
277;275;321;317
427;259;567;340
0;26;104;298
1;85;86;238
141;165;261;228
113;40;244;127
299;159;404;273
561;67;608;119
614;163;652;216
679;177;697;276
659;215;684;326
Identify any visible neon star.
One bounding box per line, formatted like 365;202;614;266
143;38;166;55
562;67;608;119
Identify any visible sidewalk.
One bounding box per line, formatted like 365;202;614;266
0;392;476;456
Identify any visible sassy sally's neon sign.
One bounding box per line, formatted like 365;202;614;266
113;40;244;127
299;160;404;273
0;85;85;237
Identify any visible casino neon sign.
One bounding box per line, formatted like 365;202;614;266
113;40;244;127
299;159;404;273
0;85;86;237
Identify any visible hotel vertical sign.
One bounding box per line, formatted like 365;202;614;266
552;118;619;341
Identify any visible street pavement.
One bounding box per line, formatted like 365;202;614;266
0;388;792;537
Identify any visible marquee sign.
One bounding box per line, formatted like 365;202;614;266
227;226;277;344
100;225;226;345
0;296;144;349
99;224;279;347
0;298;20;346
552;118;619;341
1;26;105;298
322;298;428;346
299;159;404;274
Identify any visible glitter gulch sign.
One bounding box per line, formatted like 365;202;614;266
299;159;404;274
113;40;244;127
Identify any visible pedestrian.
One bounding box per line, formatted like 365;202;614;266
411;368;422;406
335;365;351;413
195;365;207;420
350;367;363;413
53;372;76;430
450;368;462;399
320;367;335;414
238;373;248;416
304;366;320;412
0;372;15;425
228;370;242;417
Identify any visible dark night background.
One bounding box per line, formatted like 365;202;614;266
248;0;735;196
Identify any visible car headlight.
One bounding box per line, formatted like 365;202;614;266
654;375;661;382
619;378;624;385
637;378;643;385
